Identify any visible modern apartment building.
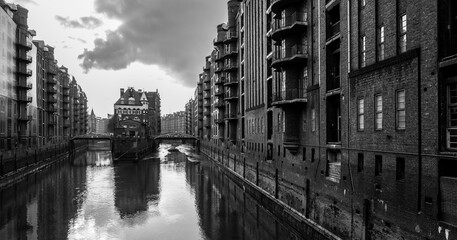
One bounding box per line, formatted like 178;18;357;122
0;2;88;151
184;98;195;135
192;0;457;239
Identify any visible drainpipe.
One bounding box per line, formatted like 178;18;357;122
346;0;355;239
417;50;422;213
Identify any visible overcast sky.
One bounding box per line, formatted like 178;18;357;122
14;0;227;117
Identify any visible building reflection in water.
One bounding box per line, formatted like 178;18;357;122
0;160;87;240
1;144;304;240
73;150;113;166
185;160;303;240
113;160;160;219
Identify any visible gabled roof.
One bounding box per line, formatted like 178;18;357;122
114;87;143;106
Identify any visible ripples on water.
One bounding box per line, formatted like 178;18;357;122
0;143;302;240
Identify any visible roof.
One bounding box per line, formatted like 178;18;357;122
114;87;143;106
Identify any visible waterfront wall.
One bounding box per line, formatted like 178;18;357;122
0;141;88;188
201;141;453;240
201;141;338;240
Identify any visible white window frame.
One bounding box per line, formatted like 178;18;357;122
396;90;406;130
375;95;383;130
357;98;364;131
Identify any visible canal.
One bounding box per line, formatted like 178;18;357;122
0;143;304;240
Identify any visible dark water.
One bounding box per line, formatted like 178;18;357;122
0;144;302;240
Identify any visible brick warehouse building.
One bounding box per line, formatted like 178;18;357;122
191;0;457;239
113;87;161;138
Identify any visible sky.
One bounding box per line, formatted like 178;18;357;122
12;0;227;117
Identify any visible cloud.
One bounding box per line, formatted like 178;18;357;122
69;36;87;44
55;15;103;29
78;0;227;87
14;0;38;6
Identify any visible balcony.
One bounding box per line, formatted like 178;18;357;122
48;77;57;85
225;113;237;120
215;65;224;73
17;80;32;90
224;48;238;58
203;76;210;83
17;68;32;76
204;82;211;90
272;88;307;106
16;38;33;50
48;118;56;125
215;76;225;85
272;45;308;69
215;100;225;108
48;86;57;94
215;52;224;62
224;62;238;72
48;104;56;112
270;0;302;13
224;91;239;101
203;62;211;71
271;13;308;41
215;87;224;96
18;115;33;122
203;92;211;99
48;96;57;103
224;76;238;86
47;65;58;75
326;21;341;41
17;54;33;63
440;34;457;60
213;36;225;45
224;30;238;43
214;117;225;124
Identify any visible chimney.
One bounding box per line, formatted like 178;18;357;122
120;88;124;97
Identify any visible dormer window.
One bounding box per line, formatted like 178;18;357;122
120;98;124;104
128;97;135;105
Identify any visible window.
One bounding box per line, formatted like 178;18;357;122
399;14;407;53
361;0;365;7
375;155;383;176
447;83;457;149
396;90;406;130
303;147;306;161
357;153;364;172
311;148;315;162
311;108;316;132
378;26;385;61
358;98;364;130
375;95;383;130
396;157;405;180
360;35;366;67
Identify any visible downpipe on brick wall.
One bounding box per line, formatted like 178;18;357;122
417;50;422;214
346;0;355;239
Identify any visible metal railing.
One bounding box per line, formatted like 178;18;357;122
440;34;457;59
327;21;340;40
273;88;307;102
225;30;238;40
225;91;238;99
274;45;308;62
272;12;307;31
0;143;71;177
